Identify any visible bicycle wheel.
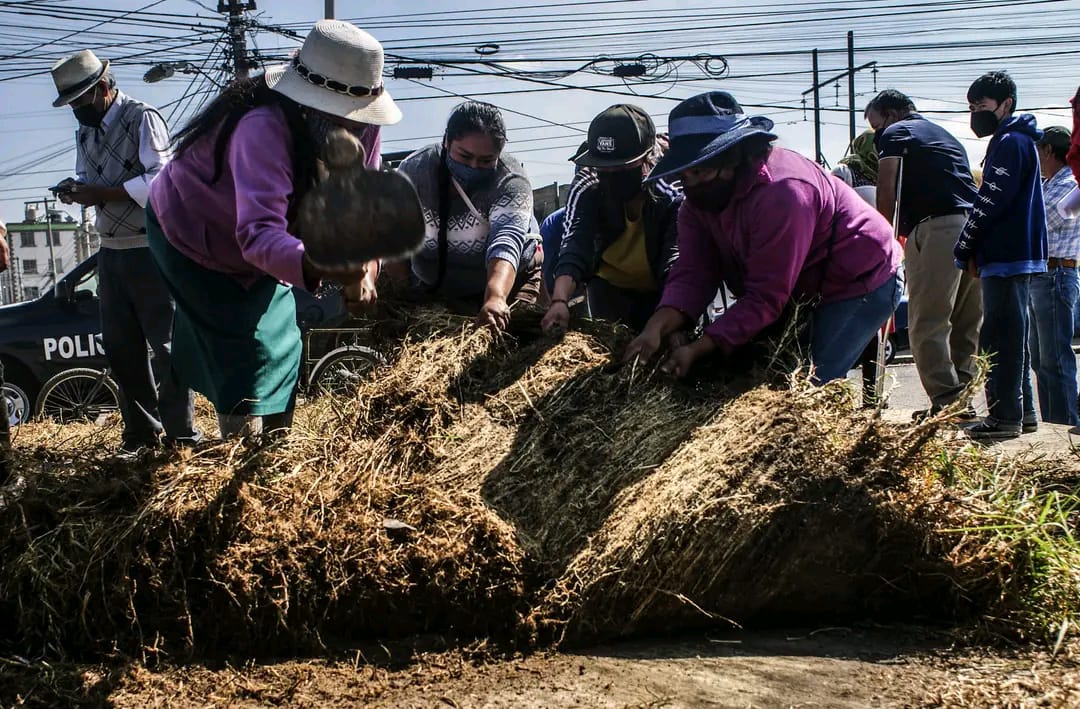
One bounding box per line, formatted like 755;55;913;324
309;346;385;398
34;368;120;422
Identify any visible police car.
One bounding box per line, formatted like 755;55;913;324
1;253;347;427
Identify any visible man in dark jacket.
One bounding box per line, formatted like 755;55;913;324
542;105;681;333
954;71;1048;439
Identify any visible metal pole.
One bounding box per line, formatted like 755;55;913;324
43;197;57;289
325;0;334;18
847;31;856;145
812;49;822;165
224;0;249;79
2;231;11;304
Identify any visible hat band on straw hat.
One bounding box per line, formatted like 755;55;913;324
669;114;750;138
293;57;384;98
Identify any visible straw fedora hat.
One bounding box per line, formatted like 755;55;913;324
51;50;109;108
265;20;400;126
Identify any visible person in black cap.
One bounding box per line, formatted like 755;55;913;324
624;91;903;383
541;104;682;334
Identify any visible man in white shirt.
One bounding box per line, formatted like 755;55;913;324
51;50;198;454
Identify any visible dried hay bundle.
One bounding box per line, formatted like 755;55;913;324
0;354;529;659
0;304;1039;660
533;384;959;642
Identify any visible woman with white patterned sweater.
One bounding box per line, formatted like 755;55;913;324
388;102;545;330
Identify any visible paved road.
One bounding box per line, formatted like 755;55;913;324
848;355;1080;454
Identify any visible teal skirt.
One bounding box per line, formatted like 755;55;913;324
146;206;300;416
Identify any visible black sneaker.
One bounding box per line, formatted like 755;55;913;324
912;406;978;423
964;421;1021;440
1022;419;1038;434
116;439;159;460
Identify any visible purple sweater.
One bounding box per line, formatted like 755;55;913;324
660;148;901;354
149;104;381;289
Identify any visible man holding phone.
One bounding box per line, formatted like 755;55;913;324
51;49;198;455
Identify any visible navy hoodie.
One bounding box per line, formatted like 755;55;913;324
954;113;1047;277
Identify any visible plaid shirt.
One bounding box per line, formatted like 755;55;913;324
1043;165;1080;259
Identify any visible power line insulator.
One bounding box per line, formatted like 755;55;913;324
393;66;435;80
612;63;647;78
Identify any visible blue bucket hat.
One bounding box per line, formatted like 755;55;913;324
646;91;776;183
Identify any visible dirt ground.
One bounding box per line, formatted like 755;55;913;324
4;627;1077;708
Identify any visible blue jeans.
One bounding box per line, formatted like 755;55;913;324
811;273;903;383
1029;267;1080;425
981;275;1036;429
541;228;561;295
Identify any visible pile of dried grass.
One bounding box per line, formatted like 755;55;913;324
0;304;1042;661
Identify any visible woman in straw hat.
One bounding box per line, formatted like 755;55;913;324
625;91;903;383
148;20;400;437
387;101;545;331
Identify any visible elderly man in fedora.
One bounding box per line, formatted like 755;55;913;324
51;50;198;455
625;91;903;383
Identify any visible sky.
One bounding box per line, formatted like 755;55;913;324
1;0;1078;240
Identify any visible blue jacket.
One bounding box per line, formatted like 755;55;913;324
954;113;1047;277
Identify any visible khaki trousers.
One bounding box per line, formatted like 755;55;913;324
904;213;983;408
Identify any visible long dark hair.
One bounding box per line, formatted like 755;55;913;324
172;75;318;207
444;100;506;150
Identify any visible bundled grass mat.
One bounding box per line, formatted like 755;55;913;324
0;304;1075;664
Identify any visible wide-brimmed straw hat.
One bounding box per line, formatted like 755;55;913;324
51;50;109;108
264;20;400;126
647;91;776;182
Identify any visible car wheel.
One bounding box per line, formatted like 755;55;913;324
885;335;897;365
2;381;30;427
1;359;39;427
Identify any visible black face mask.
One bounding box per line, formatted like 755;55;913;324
597;168;644;203
72;88;105;128
683;175;736;213
970;109;1001;138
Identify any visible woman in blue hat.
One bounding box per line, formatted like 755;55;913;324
625;92;903;383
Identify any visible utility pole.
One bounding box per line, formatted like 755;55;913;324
847;31;856;145
25;198;58;289
801;36;876;165
219;0;255;79
812;49;822;166
325;0;334;19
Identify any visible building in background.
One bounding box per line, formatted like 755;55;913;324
0;204;97;305
532;181;571;223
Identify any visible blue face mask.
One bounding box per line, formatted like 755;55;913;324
445;153;497;190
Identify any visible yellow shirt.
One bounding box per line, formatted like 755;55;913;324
596;214;656;291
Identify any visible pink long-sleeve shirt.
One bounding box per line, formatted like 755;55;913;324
660;148;901;354
149;104;381;289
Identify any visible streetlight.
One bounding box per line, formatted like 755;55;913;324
143;61;218;85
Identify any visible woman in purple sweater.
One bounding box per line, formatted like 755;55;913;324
626;92;903;383
148;21;398;437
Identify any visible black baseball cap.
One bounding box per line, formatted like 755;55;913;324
571;104;655;168
1038;125;1071;151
